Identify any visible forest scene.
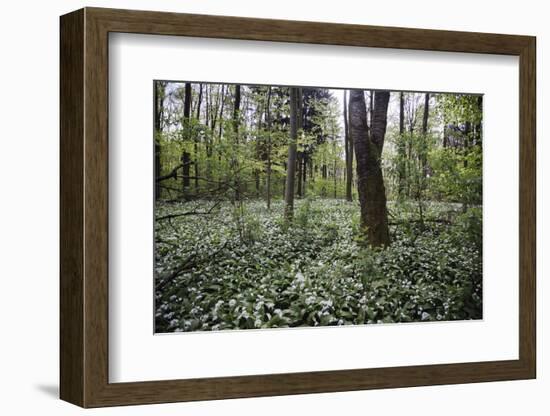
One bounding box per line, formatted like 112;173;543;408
154;81;483;333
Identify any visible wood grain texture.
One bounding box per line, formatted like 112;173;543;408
518;38;537;376
59;8;84;407
59;7;537;408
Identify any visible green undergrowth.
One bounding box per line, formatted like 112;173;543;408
155;198;482;332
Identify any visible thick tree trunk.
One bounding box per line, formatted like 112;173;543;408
284;87;300;220
350;89;390;248
182;83;192;192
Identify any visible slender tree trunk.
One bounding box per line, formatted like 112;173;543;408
422;93;429;134
284;87;300;220
397;92;406;197
333;155;337;198
297;154;303;197
255;96;264;197
369;90;374;128
463;121;471;168
154;81;165;201
232;85;241;201
266;87;272;210
297;91;303;198
218;85;226;139
344;90;353;202
182;83;192;194
194;84;203;193
302;154;307;194
421;93;430;177
350;89;390;248
475;95;483;146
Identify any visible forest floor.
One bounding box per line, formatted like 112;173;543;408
155;198;482;332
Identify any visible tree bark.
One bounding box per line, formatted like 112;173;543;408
284;87;300;220
350;89;390;248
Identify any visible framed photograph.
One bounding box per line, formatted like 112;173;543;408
60;7;536;408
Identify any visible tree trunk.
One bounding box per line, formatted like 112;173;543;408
350;89;390;248
369;90;374;128
296;91;303;198
182;83;192;193
344;90;353;201
232;85;241;201
475;95;483;146
302;154;307;194
194;84;203;193
218;85;226;139
421;93;430;177
254;94;264;197
297;154;303;197
266;87;272;210
284;87;300;220
397;92;406;197
154;81;165;201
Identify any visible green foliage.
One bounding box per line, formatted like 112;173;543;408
155;199;482;332
429;145;482;205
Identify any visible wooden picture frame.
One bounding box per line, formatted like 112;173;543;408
60;7;536;408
